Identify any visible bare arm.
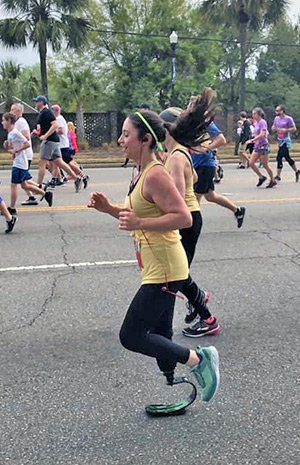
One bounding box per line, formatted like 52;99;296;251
8;140;30;154
88;192;123;219
282;125;297;133
167;152;187;200
119;166;192;232
252;130;266;142
40;120;58;140
208;133;226;150
193;168;198;184
20;128;31;141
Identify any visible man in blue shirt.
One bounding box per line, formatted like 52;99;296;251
190;109;246;229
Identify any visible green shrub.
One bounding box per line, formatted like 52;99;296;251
102;142;109;150
78;139;89;151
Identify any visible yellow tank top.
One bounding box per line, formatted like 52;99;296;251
165;144;200;213
125;160;189;285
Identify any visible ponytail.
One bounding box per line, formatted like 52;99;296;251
160;87;216;148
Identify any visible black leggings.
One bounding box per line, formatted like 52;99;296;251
180;211;211;320
120;281;190;374
277;143;295;170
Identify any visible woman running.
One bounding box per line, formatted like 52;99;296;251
237;112;252;169
88;105;220;404
247;107;276;188
159;104;219;338
188;96;246;228
271;105;300;182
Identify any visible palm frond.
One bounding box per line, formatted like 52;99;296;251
31;19;47;48
61;15;91;49
0;60;21;80
0;18;30;47
1;0;31;15
47;18;64;52
52;0;87;14
264;0;291;25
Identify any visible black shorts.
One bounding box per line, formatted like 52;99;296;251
246;142;255;154
61;147;73;164
194;166;216;194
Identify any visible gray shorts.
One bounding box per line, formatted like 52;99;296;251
40;140;62;161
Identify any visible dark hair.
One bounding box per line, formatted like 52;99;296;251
240;111;247;118
277;104;286;113
160;87;216;148
3;112;16;124
140;103;151;110
128;110;166;150
253;107;265;118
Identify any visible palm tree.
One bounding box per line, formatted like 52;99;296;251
54;67;100;141
0;0;90;97
201;0;290;109
0;60;21;110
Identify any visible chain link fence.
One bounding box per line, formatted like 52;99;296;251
0;110;123;150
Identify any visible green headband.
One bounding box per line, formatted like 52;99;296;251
135;111;164;152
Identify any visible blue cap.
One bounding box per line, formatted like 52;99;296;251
33;95;48;104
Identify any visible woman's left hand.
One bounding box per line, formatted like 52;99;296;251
119;208;141;230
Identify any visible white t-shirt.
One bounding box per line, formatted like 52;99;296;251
7;128;29;170
15;116;34;161
56;114;69;149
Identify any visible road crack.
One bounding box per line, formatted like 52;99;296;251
50;213;69;265
0;270;75;335
261;231;300;256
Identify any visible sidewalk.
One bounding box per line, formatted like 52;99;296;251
1;143;300;170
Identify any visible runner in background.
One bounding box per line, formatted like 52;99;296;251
237;112;252;169
188;96;246;229
247;107;276;188
32;96;82;193
10;103;38;205
160;105;219;337
50;105;89;189
272;105;300;182
2;112;53;216
68;121;79;157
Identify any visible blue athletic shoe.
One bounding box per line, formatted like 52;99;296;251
190;346;220;402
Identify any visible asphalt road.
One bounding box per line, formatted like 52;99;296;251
0;164;300;465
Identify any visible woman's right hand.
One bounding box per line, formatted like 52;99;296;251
88;192;111;213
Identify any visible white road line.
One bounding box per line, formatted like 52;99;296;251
0;259;137;273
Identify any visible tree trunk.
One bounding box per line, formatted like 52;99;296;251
239;20;247;111
76;100;85;141
39;40;48;97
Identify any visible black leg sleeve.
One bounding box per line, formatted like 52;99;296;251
119;282;190;374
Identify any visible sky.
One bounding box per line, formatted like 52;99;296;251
0;0;300;67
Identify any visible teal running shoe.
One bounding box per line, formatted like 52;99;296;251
190;346;220;402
